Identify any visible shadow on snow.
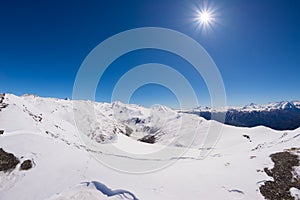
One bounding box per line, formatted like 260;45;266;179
82;181;139;200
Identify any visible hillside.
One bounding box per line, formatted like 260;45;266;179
0;94;300;200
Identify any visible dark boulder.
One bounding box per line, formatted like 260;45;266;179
20;160;32;170
0;148;19;172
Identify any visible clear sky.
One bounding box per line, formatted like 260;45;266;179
1;0;300;108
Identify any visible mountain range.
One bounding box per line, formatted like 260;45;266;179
183;101;300;130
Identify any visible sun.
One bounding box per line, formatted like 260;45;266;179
192;2;218;34
198;11;212;25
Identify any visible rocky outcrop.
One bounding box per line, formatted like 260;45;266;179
0;148;19;172
260;150;300;200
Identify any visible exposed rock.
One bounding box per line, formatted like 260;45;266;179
242;134;252;142
260;151;300;200
138;135;156;144
20;159;32;170
0;130;4;135
125;126;133;136
0;148;19;172
0;93;8;111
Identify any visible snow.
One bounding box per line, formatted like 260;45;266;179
0;94;300;199
291;187;300;200
293;101;300;109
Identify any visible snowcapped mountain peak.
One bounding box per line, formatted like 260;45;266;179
278;101;296;109
193;106;211;112
192;100;299;112
150;104;175;114
292;101;300;109
241;103;261;111
240;101;299;111
111;100;127;107
265;101;296;111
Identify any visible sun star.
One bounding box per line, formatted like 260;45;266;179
192;2;218;33
198;10;212;25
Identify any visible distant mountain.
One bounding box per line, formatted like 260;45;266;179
183;101;300;130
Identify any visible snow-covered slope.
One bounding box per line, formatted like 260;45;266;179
1;94;206;148
0;94;300;200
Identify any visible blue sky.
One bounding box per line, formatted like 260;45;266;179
1;0;300;108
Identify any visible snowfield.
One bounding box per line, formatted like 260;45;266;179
0;94;300;200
